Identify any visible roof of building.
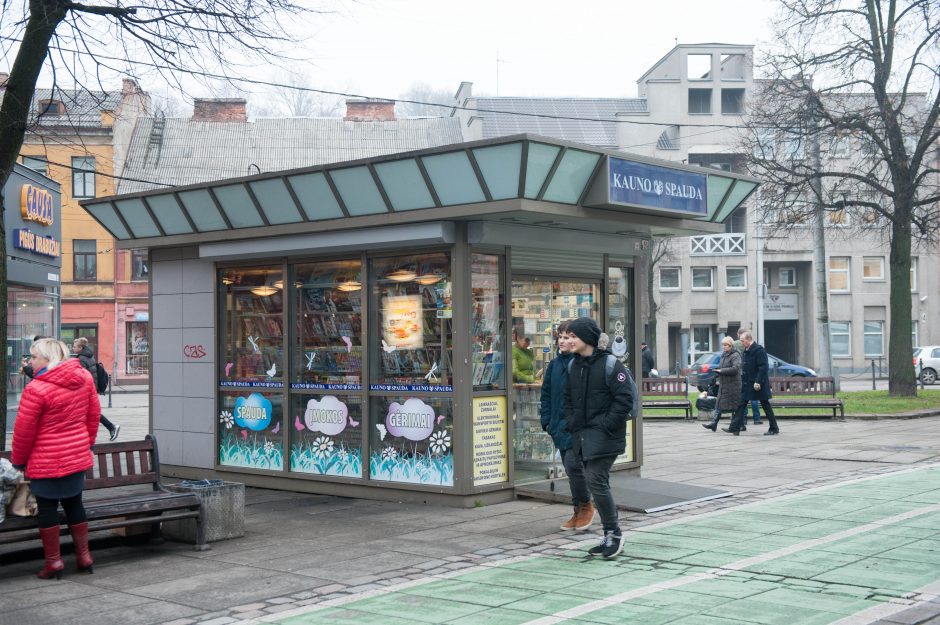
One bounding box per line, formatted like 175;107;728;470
117;116;464;194
471;98;647;148
11;87;124;129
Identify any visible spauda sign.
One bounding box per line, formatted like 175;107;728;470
20;184;55;226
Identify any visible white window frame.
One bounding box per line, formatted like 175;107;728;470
659;267;681;291
912;320;918;349
691;267;714;291
862;257;885;282
763;267;770;290
829;257;851;293
72;156;96;199
691;325;713;362
778;267;796;288
863;320;884;358
726;266;747;290
911;257;918;292
830;321;851;357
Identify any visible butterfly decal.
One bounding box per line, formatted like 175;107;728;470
381;340;396;353
376;423;387;440
305;352;317;370
240;430;248;440
425;361;440;383
247;335;260;353
294;415;305;431
266;363;277;378
436;415;445;425
348;416;360;428
224;362;234;377
341;336;353;352
271;422;281;435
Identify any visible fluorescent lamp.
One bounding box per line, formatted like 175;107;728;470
250;286;278;297
385;268;417;282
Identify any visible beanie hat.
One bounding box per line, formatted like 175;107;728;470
568;317;601;347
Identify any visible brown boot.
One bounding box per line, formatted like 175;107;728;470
574;502;596;531
37;526;65;580
69;522;94;573
560;506;580;530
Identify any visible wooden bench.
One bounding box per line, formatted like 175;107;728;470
641;377;693;420
768;376;844;419
1;435;208;551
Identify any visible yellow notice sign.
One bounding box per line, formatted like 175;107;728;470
472;396;508;486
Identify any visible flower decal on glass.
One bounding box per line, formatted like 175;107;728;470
263;441;275;455
381;446;398;460
336;448;349;462
220;410;234;429
312;435;334;459
429;430;451;455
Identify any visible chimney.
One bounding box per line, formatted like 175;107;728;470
0;72;8;89
192;98;247;123
122;78;140;95
344;99;395;122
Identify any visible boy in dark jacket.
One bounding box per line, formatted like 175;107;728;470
540;321;595;531
564;317;634;559
71;337;120;441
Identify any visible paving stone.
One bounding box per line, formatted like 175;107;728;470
230;603;266;612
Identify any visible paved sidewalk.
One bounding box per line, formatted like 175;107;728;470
2;397;940;625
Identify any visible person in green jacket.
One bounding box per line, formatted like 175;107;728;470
512;327;535;383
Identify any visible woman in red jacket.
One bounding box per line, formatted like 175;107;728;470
11;338;101;579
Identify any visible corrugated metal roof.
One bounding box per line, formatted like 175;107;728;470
473;98;647;148
118;117;464;193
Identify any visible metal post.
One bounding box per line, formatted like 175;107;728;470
919;358;925;390
871;359;876;391
109;361;116;409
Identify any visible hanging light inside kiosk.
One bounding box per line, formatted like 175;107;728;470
415;273;444;285
336;280;362;292
273;280;284;290
250;285;279;296
385;268;417;282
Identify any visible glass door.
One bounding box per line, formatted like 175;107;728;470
510;278;600;483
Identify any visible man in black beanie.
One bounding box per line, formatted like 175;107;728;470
564;316;634;559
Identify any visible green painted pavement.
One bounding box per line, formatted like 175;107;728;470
267;467;940;625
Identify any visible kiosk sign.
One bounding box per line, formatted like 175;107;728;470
609;157;707;215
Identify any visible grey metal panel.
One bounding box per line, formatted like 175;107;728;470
510;247;603;275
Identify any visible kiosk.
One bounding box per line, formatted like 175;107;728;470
82;135;757;505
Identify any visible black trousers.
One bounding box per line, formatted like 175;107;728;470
730;396;778;432
36;493;87;529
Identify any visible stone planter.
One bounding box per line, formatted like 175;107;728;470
162;480;245;543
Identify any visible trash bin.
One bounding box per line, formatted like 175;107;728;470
162;479;245;544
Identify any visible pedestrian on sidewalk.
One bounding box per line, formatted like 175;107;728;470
725;331;780;436
11;338;100;579
541;321;596;532
71;337;120;441
20;335;50;382
702;336;742;432
640;341;655;378
734;328;762;425
564;317;635;559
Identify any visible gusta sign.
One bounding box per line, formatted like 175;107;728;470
609;157;707;215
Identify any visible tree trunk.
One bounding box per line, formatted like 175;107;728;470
888;201;916;397
0;0;70;449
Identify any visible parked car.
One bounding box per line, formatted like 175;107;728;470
913;346;940;385
688;351;817;391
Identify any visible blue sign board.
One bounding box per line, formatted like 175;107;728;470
609;157;707;215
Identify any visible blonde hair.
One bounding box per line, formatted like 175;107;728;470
31;338;71;369
722;336;735;347
73;336;89;349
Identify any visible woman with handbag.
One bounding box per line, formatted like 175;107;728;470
11;338;101;579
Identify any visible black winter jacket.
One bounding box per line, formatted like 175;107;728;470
74;345;96;374
564;348;634;460
742;342;772;402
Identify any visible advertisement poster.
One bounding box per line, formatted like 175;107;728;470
383;295;424;348
218;392;283;470
473;397;508;485
291;395;362;477
370;397;453;486
614;420;635;465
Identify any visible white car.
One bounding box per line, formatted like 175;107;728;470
913;346;940;385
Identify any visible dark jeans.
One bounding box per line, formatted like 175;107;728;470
730;396;779;432
561;448;590;507
582;454;619;533
99;415;116;433
36;493;86;529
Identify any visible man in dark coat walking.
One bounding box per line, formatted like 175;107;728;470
564;317;634;559
640;342;655;378
725;331;780;436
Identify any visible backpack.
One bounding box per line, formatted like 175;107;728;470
94;362;110;394
568;354;639;418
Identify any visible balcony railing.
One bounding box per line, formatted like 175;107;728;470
690;233;746;256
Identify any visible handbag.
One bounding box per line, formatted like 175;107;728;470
8;482;38;517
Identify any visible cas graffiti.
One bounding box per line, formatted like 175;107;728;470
183;344;207;359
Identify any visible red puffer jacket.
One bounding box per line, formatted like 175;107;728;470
11;358;101;479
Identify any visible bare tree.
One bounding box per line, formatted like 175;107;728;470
645;237;674;372
396;82;454;117
741;0;940;397
0;0;324;446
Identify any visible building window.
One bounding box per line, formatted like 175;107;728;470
721;89;745;114
131;249;149;280
72;156;96;198
659;267;680;290
126;321;149;375
688;54;712;79
691;326;713;362
37;99;66;116
688;88;712;114
830;321;851;357
719;54;746;80
911;257;918;292
691;267;714;290
828;134;850;158
763;267;770;289
726;267;747;290
778;267;796;288
827;209;850;227
863;257;884;281
22;155;47;175
912;320;918;348
863;321;884;357
73;239;97;281
829;257;850;292
60;325;99;358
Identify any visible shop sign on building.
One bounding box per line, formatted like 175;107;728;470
4;171;62;288
763;293;799;320
608;157;707;215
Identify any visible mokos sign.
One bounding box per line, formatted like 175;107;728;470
609;157;707;215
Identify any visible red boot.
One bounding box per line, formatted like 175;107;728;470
37;526;65;580
69;522;94;573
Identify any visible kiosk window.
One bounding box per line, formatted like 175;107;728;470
471;253;505;390
219;267;284;385
290;393;363;478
